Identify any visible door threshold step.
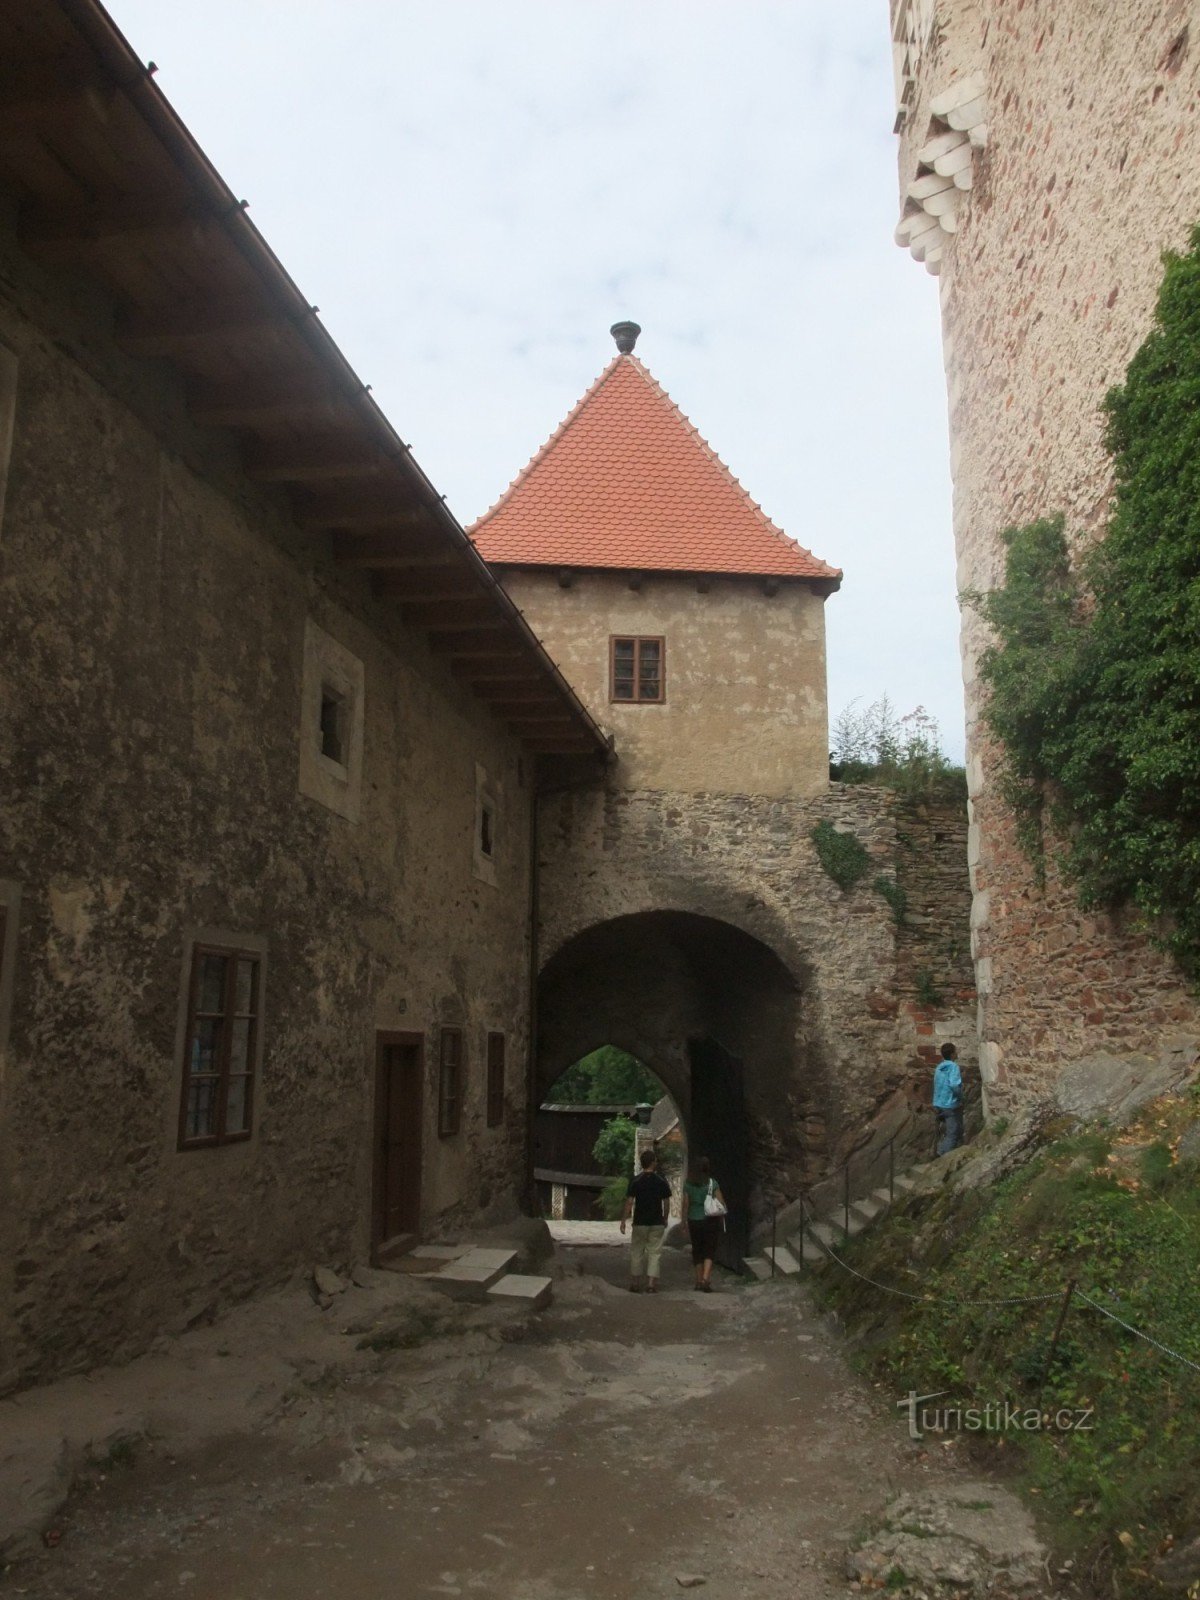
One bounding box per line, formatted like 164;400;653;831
487;1273;553;1310
422;1247;519;1300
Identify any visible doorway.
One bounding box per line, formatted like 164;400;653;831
373;1031;424;1260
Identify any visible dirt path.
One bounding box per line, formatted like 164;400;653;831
6;1246;1026;1600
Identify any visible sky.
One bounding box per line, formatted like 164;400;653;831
105;0;965;760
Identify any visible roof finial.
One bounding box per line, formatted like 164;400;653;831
610;320;641;355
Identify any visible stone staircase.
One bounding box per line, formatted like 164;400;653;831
742;1165;922;1281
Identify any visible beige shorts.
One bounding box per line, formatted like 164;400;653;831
630;1223;665;1278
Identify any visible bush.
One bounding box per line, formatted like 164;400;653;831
830;695;966;802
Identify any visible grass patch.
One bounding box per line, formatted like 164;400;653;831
818;1097;1200;1597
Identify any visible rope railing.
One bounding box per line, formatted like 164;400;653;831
797;1196;1200;1381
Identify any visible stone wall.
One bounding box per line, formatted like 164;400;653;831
535;778;975;1215
891;0;1200;1110
0;211;535;1390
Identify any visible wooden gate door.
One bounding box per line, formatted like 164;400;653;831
373;1032;424;1260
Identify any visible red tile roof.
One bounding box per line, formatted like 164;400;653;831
470;355;841;585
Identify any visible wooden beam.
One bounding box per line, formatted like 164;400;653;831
117;302;282;356
0;82;116;136
23;201;212;260
245;439;388;484
190;382;345;428
377;580;481;604
300;505;427;533
521;738;596;753
428;634;526;658
336;535;449;569
400;602;504;631
500;708;579;723
471;684;556;702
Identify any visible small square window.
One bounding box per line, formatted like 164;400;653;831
319;685;348;767
610;636;665;703
486;1032;505;1127
438;1028;463;1137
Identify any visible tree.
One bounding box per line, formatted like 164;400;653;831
544;1045;662;1107
592;1114;636;1176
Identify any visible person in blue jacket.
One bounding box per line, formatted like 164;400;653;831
932;1041;964;1154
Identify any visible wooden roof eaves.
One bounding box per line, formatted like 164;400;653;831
489;560;843;597
41;0;612;765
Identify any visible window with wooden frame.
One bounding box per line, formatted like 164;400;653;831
438;1028;464;1137
610;636;665;703
486;1032;506;1127
178;946;261;1149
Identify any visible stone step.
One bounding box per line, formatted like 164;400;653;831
422;1247;518;1301
486;1273;553;1310
850;1195;886;1226
893;1171;918;1193
743;1256;775;1282
762;1245;802;1276
788;1231;829;1268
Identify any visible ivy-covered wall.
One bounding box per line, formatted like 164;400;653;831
901;0;1200;1109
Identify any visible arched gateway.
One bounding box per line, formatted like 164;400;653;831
472;322;977;1259
537;911;806;1262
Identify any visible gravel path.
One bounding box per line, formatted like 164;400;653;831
7;1244;1036;1599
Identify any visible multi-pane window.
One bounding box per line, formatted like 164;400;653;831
438;1028;463;1137
179;946;261;1148
486;1032;506;1127
611;637;665;703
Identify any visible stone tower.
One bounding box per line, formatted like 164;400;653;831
888;0;1200;1109
471;326;977;1242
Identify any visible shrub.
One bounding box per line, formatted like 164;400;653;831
812;820;871;891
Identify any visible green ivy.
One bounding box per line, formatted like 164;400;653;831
811;819;871;891
874;874;908;927
970;225;1200;980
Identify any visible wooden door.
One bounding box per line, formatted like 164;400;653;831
373;1032;424;1257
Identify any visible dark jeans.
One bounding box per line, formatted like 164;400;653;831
937;1108;964;1155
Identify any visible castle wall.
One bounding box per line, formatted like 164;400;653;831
498;569;829;798
0;212;534;1391
536;779;976;1211
893;0;1200;1108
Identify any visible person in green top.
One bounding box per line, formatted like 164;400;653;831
680;1155;726;1292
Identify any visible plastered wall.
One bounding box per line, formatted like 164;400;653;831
499;570;830;797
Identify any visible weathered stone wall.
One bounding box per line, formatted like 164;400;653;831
499;569;829;797
535;780;975;1212
0;212;534;1390
893;0;1200;1110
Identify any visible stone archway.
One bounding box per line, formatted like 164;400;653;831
536;910;817;1264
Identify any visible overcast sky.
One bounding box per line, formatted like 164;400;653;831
107;0;964;760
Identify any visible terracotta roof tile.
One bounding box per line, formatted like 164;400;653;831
469;355;841;584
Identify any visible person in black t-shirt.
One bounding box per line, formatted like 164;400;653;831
620;1147;673;1293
